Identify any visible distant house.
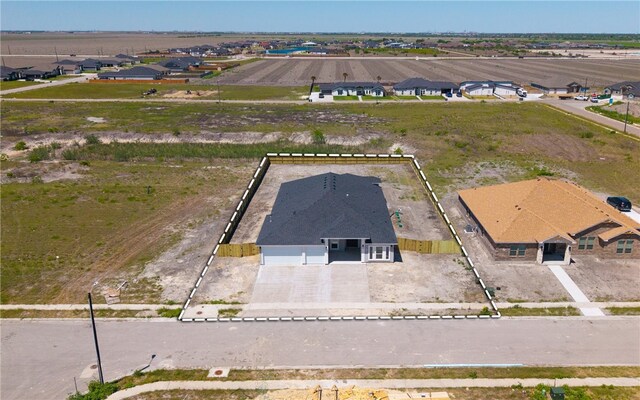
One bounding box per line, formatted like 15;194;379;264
97;66;165;80
319;82;385;97
158;57;202;72
530;80;584;94
604;81;640;98
98;58;128;68
393;78;458;96
1;66;21;81
257;173;397;265
458;178;639;264
78;59;103;72
54;59;83;74
459;81;519;96
19;64;62;80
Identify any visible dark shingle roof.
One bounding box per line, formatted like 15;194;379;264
257;173;397;246
393;78;458;90
78;59;102;68
318;82;384;92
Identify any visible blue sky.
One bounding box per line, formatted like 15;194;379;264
2;1;639;33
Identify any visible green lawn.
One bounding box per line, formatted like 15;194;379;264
500;306;580;316
0;159;248;304
0;80;43;90
361;95;393;101
420;95;445;100
4;82;307;100
586;104;640;125
333;95;360;101
394;95;420;100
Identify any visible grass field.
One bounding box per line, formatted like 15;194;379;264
77;366;640;400
0;158;250;304
0;80;43;90
3;102;639;203
3;82;308;100
587;104;640;125
500;306;580;316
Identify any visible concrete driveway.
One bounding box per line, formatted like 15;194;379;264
250;264;370;303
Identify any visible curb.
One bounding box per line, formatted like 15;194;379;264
179;153;500;322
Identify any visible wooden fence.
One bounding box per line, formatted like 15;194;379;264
397;238;460;254
217;243;260;257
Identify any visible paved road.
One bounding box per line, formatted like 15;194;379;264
542;99;640;138
0;74;95;95
1;318;639;400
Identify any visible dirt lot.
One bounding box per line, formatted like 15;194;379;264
231;163;451;243
441;190;640;303
219;58;640;87
564;257;640;302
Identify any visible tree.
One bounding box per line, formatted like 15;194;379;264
309;75;316;96
376;75;382;83
343;72;348;82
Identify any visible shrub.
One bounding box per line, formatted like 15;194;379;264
479;306;491;315
62;149;79;160
50;142;62;150
172;128;181;137
393;147;403;155
14;141;28;151
84;134;101;145
311;129;325;144
157;307;181;318
580;131;594;139
28;146;52;163
532;166;554;177
67;380;118;400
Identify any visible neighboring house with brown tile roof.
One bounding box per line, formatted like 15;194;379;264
458;178;639;265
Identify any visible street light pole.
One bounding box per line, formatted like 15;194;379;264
88;292;104;384
624;99;630;134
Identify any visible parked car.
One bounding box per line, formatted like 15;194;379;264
456;91;462;97
574;95;588;101
590;97;599;103
445;92;453;98
607;196;632;212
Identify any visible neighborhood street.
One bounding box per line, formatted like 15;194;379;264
1;317;639;400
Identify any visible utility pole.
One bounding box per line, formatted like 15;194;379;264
88;293;104;384
217;78;221;104
55;47;59;62
623;98;630;134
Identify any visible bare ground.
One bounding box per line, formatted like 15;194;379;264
231;163;451;243
564;257;640;302
441;192;571;302
219;58;640;87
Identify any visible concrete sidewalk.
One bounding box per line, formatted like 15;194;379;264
107;377;640;400
548;265;605;317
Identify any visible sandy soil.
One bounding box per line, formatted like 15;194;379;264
441;192;571;302
2;160;88;183
564;257;640;302
163;90;217;99
231;163;451;244
219;58;640;87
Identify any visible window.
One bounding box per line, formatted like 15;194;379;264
509;245;526;257
579;236;596;250
337;89;343;95
331;241;339;250
617;239;633;254
375;246;383;259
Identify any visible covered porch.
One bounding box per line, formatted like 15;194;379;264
537;235;574;265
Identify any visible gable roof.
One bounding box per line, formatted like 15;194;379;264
319;82;384;92
393;78;458;90
257;173;397;246
97;66;163;79
458;178;640;244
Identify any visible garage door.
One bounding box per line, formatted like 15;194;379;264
305;246;326;264
262;246;303;266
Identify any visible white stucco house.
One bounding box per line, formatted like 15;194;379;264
393;77;458;96
459;80;520;96
319;82;385;97
256;173;398;266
